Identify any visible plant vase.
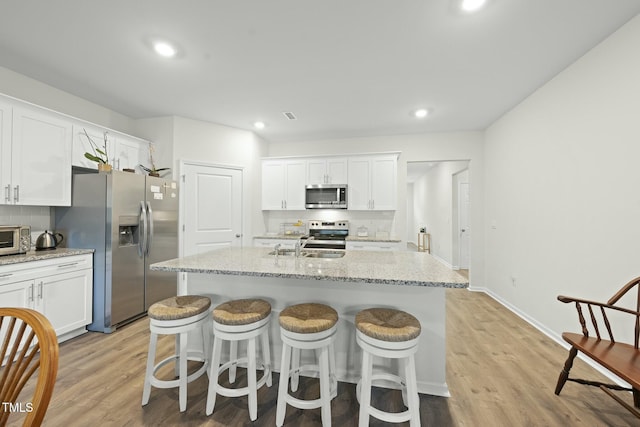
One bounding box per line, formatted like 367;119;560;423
98;163;113;173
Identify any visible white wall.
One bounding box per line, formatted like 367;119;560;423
0;66;143;236
170;116;268;243
267;131;485;286
411;161;468;266
0;66;136;135
484;14;640;341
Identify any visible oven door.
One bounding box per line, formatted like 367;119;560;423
0;228;18;254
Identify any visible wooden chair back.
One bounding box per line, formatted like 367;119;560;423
0;308;59;427
558;276;640;348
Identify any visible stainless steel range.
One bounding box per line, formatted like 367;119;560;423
305;220;349;250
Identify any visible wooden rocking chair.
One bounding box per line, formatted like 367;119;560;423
0;308;59;427
555;276;640;418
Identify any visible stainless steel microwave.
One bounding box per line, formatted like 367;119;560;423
0;225;31;256
305;184;347;209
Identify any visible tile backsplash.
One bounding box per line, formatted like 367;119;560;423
0;205;53;247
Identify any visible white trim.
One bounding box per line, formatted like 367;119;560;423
471;287;631;388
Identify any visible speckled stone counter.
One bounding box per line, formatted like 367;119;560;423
151;247;467;397
254;234;402;243
0;248;95;266
151;247;466;288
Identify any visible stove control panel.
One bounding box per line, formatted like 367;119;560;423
309;220;349;230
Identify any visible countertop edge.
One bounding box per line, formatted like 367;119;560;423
150;265;468;288
0;248;95;266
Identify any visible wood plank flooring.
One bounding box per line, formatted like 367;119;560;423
8;289;640;426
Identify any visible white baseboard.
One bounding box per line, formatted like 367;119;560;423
470;287;630;388
431;254;453;269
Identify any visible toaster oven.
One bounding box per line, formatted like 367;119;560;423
0;225;31;256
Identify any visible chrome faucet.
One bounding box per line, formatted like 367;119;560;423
295;235;314;257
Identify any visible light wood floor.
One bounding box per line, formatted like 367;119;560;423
9;289;640;426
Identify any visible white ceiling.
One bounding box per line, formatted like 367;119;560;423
1;1;639;143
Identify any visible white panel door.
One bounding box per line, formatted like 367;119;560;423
459;182;470;269
182;163;243;256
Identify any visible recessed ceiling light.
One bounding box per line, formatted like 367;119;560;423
153;41;177;58
461;0;487;12
254;121;266;129
414;109;429;119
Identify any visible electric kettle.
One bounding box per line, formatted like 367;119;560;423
35;230;64;251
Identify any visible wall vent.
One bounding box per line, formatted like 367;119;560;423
282;112;297;120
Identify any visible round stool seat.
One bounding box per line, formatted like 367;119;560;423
213;298;271;325
356;308;421;342
148;295;211;321
279;303;338;334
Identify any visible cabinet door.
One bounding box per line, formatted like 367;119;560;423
262;160;286;210
371;156;397;210
284;160;306;210
306;159;327;185
0;100;11;205
347;157;371;210
114;136;147;172
0;279;33;308
12;107;72;206
326;158;347;184
72;124;113;170
37;269;92;336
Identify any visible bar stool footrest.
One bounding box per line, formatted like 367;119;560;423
356;373;412;423
150;352;208;389
214;357;271;398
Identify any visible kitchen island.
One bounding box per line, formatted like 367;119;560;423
150;247;468;396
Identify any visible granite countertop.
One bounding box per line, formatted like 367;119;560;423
253;234;402;243
0;248;95;266
151;247;468;288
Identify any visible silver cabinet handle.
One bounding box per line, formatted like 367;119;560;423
235;233;242;238
14;185;19;203
30;283;34;302
38;281;43;299
4;185;9;203
57;262;79;269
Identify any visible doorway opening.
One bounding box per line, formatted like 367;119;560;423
406;161;470;275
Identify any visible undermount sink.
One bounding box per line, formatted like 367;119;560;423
268;249;297;256
268;249;345;258
302;251;345;259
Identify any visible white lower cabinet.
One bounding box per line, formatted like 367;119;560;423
346;241;402;251
254;238;296;249
0;254;93;342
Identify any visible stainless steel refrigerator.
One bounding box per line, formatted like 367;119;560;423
55;170;179;332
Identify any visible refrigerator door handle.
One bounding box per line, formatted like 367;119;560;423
146;201;153;256
139;201;147;257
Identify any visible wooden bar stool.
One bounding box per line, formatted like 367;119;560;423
355;307;422;427
142;295;212;412
276;302;338;427
206;298;272;421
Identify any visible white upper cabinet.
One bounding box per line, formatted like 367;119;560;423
113;135;148;172
0;100;12;204
262;159;306;210
306;157;348;185
5;106;72;206
348;154;397;210
72;125;148;174
72;124;114;170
